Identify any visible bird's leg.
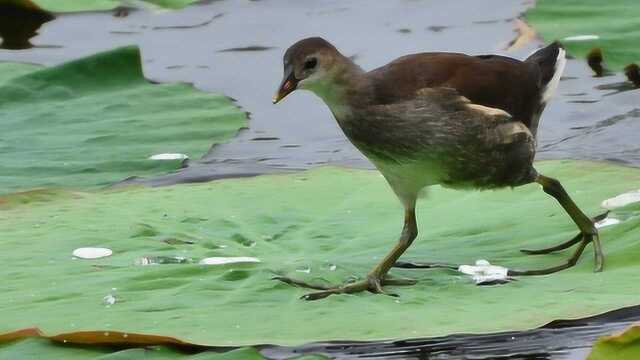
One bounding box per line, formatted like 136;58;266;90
510;174;603;275
274;208;419;300
520;212;608;255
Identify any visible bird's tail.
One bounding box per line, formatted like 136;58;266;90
525;41;566;104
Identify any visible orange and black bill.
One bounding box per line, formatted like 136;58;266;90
272;66;298;104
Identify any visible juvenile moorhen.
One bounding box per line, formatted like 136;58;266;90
273;37;601;300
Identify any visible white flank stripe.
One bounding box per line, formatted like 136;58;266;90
542;48;566;103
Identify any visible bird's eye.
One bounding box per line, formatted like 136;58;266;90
304;57;317;70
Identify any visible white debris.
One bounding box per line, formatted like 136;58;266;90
148;153;189;160
595;217;622;229
198;257;260;265
103;294;116;306
72;247;113;259
601;190;640;210
458;259;510;285
562;35;599;41
102;288;117;306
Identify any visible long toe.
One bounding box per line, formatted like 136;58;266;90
520;233;582;255
272;275;332;290
591;233;604;272
301;290;338;301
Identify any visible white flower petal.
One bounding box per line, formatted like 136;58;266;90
562;35;599;41
595;217;622;229
601;190;640;210
458;260;510;284
72;247;112;259
198;257;260;265
148;153;189;160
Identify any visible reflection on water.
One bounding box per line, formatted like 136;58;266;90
0;3;53;49
218;46;276;52
595;80;638;96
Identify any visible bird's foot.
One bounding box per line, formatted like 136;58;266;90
273;274;416;301
510;231;602;276
518;212;606;273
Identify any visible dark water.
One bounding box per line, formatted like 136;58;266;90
260;305;640;360
1;0;638;186
1;2;639;358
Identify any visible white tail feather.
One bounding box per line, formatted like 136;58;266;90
541;48;566;103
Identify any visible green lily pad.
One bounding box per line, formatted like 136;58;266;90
589;326;640;360
526;0;640;70
0;62;41;82
0;160;639;346
0;46;246;193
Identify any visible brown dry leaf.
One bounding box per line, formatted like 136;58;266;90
505;19;538;51
0;328;215;351
0;328;43;343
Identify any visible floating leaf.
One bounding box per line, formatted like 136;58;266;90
526;0;640;70
0;46;246;193
588;325;640;360
0;161;639;346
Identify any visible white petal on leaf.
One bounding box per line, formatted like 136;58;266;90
595;217;622;229
72;247;113;259
562;35;599;41
458;259;510;285
601;190;640;210
198;257;260;265
148;153;189;160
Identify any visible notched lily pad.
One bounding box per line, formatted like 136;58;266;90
0;46;246;194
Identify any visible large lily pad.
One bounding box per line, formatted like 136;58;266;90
0;46;246;193
1;160;639;345
526;0;640;70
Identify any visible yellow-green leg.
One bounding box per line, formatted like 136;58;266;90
274;208;419;300
511;173;603;275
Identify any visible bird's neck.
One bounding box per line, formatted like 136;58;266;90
307;58;365;121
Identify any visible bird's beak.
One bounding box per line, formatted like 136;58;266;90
273;66;298;104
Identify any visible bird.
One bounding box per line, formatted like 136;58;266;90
272;37;601;300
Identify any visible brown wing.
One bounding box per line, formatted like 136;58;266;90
366;52;543;130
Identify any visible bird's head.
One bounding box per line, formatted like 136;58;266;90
273;37;351;104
